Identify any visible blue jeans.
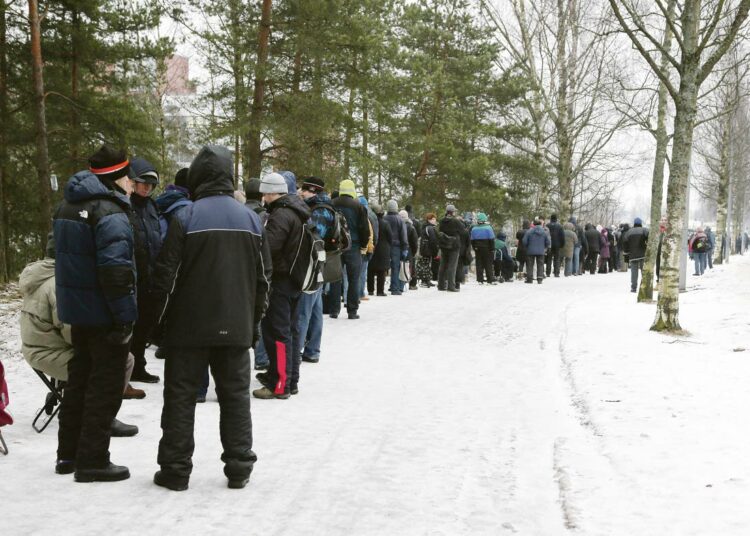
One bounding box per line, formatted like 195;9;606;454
253;335;268;368
630;259;643;291
572;245;581;275
296;287;323;360
694;252;706;275
329;246;363;314
360;255;370;297
389;246;403;292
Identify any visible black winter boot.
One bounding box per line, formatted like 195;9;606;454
75;463;130;483
154;470;189;491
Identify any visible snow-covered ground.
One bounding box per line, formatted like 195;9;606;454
1;257;749;535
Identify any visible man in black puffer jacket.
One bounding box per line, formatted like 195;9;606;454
545;214;565;278
253;172;312;400
149;145;271;490
584;223;600;274
128;157;163;383
54;145;137;483
622;217;649;292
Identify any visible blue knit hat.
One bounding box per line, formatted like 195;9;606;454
634;217;643;225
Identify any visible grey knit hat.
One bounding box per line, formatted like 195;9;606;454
259;172;288;194
446;204;456;213
386;199;398;212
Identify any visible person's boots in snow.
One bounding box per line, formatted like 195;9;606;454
55;459;75;475
228;477;250;489
130;366;160;384
154;470;189;491
252;386;290;400
75;463;130;483
123;384;146;399
111;418;139;437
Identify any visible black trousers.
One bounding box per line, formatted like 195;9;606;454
57;325;129;469
545;248;562;277
526;255;545;282
474;248;495;283
158;346;255;481
130;287;156;371
586;251;599;274
367;267;386;295
437;248;460;290
262;277;302;394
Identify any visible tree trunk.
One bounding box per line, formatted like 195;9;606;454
362;91;369;199
638;0;675;302
246;0;272;179
70;9;81;170
343;57;357;182
714;113;732;265
0;1;8;282
555;0;572;221
229;0;246;182
29;0;52;240
652;104;698;331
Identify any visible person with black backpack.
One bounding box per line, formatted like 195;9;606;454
253;172;311;400
330;179;370;318
295;177;346;367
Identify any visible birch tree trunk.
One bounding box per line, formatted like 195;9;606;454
637;0;675;302
29;0;52;239
714;113;732;265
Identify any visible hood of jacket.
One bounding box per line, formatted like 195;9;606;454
269;193;312;221
155;188;191;214
529;225;546;237
187;145;235;199
64;170;130;207
358;195;369;208
496;231;507;241
279;171;298;194
563;222;575;231
19;258;55;297
305;192;332;207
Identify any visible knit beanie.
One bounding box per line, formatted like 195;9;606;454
399;209;409;221
477;212;488;224
446;204;456;214
634;217;643;226
259;172;288;194
280;171;298;194
88;145;130;191
339;179;356;198
301;176;325;192
386;199;398;212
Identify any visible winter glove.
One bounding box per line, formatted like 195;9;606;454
106;323;134;346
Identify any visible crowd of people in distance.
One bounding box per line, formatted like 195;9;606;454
15;143;734;491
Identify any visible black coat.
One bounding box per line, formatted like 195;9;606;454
370;214;393;271
547;220;565;250
622;225;649;261
515;228;529;261
438;214;467;252
405;221;419;260
130;194;162;291
265;194;312;280
332;195;370;247
150;145;272;348
585;226;601;253
419;223;438;258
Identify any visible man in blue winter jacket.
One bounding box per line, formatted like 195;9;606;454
522;219;551;284
53;145;138;483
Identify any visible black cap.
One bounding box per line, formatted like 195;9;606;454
301;176;325;192
244;178;262;200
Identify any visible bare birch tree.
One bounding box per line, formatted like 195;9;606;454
608;0;750;332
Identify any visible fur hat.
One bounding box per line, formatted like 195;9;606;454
259;172;288;194
339;179;356;198
386;199;398;212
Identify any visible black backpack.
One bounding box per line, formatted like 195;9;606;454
289;222;326;293
693;235;707;251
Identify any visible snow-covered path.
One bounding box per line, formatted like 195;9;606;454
2;257;749;535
